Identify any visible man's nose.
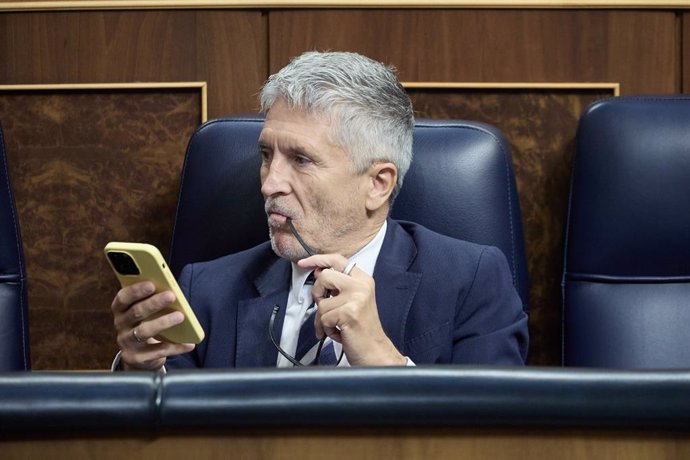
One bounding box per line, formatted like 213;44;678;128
261;157;291;197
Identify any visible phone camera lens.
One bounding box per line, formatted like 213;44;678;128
107;252;140;276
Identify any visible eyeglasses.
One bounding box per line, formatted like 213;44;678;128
268;218;344;366
268;303;344;366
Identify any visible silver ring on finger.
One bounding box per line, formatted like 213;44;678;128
132;327;145;344
342;261;357;276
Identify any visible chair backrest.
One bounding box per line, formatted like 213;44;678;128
563;95;690;368
170;117;529;312
0;123;30;371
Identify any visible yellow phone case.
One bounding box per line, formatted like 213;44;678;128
104;242;205;344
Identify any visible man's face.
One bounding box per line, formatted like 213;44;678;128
259;100;370;261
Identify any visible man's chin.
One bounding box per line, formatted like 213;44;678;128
269;236;308;262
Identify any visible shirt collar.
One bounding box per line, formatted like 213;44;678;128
348;219;387;277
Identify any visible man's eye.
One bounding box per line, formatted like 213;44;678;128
260;149;272;162
294;155;312;165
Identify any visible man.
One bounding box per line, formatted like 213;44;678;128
111;51;528;371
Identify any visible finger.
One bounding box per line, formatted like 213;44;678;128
314;308;341;342
297;253;348;272
136;342;195;362
312;270;340;300
122;342;195;370
116;310;184;350
316;308;342;343
312;268;360;300
111;281;156;313
132;310;185;345
118;291;176;330
314;311;325;340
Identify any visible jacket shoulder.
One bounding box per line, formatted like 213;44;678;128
179;241;276;286
394;220;491;263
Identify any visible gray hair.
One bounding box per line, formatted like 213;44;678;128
259;51;415;200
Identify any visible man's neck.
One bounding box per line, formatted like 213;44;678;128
338;216;387;258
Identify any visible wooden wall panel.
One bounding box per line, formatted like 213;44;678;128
0;10;266;369
408;87;613;366
0;10;266;118
1;88;202;369
270;9;678;365
269;10;677;93
4;428;690;460
680;12;690;93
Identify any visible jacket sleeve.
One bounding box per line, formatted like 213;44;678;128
451;246;529;365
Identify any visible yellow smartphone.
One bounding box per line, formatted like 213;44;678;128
104;242;205;344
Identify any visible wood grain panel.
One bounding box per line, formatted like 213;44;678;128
2;1;690;11
270;9;677;365
0;9;266;369
269;9;677;93
4;428;690;460
408;87;613;366
0;10;266;117
680;13;690;93
0;88;201;369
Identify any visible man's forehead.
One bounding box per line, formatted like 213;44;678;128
258;124;314;146
259;115;337;148
259;127;304;148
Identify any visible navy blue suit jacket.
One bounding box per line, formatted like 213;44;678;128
167;219;528;368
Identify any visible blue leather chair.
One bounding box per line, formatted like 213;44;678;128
563;96;690;368
0;124;30;371
170;117;529;312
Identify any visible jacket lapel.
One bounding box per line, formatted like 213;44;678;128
235;257;290;367
373;220;422;350
234;220;420;366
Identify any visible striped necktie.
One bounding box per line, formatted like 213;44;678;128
294;272;337;365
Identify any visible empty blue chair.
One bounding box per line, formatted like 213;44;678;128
563;96;690;368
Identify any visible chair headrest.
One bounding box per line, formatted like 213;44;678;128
567;96;690;279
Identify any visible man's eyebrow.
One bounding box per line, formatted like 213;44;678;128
257;138;315;159
288;144;310;157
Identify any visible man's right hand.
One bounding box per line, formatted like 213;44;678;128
111;281;195;371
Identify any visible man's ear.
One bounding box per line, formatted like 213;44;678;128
365;162;397;212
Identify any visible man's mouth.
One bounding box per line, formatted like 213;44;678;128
267;212;289;226
265;205;317;255
265;199;296;227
